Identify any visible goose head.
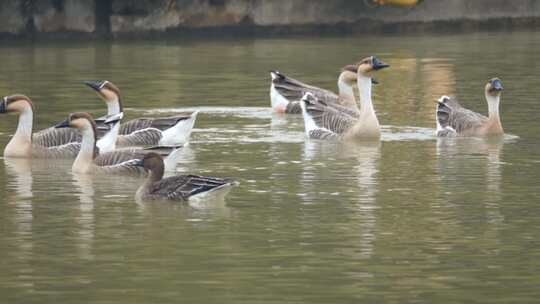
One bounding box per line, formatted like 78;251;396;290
340;64;359;86
55;112;97;140
84;80;123;113
356;56;390;77
0;95;34;114
485;78;503;98
134;152;165;180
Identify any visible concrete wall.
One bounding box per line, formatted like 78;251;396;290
2;0;540;38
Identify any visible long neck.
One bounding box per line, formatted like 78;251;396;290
485;92;503;135
15;107;34;143
106;97;122;115
73;126;96;173
337;74;355;105
357;75;374;114
4;107;34;157
486;93;501;120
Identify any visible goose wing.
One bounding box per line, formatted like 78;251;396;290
302;95;357;138
271;71;339;104
120;114;193;134
33;142;81;158
150;175;236;201
437;97;487;135
93;149;146;174
117;128;163;147
33;127;81;147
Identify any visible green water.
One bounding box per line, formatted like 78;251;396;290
1;31;540;303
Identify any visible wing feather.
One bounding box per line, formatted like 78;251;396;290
116;128;163;147
272;71;340;104
33;128;81;147
150;175;236;201
437;97;487;135
304;97;357;135
120;115;193;135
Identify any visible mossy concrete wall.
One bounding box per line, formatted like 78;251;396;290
2;0;540;38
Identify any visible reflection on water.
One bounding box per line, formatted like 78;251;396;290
1;31;540;303
5;158;33;199
72;173;95;260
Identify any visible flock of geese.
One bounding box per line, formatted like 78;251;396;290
1;56;505;202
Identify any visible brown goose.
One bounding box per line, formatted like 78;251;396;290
84;80;198;148
133;152;238;201
270;65;360;114
55;112;182;174
1;95;80;158
436;78;504;137
300;56;390;141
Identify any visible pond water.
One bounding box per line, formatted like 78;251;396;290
1;31;539;303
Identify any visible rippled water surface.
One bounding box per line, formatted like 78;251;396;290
1;32;540;303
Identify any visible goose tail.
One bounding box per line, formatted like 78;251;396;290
300;92;324;137
270;70;285;81
159;111;199;145
189;178;240;202
436;95;457;137
269;70;292;113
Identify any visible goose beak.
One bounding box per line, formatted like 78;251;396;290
0;99;6;113
84;80;104;92
55;119;70;129
372;57;390;70
491;79;503;91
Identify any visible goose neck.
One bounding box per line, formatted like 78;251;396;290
357;75;374;113
106;97;122;115
73;125;97;172
14;107;34;142
486;93;501;120
337;74;355;101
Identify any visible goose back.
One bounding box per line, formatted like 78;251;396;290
31;142;81;158
302;96;357;137
145;175;238;201
93;149;146;174
116;128;163;147
437;97;487;136
33;127;82;147
120;115;193;135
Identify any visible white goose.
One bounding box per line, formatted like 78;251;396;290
300;56;390;141
270;65;360;114
55;112;182;174
436;78;504;137
1;95;81;158
84;80;198;149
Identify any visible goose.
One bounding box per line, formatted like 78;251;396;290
300;56;390;141
84;80;198;149
55;112;182;174
270;65;361;114
133;152;238;201
1;95;81;158
0;94;118;154
436;78;504;137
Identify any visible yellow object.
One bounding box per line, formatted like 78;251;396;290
376;0;421;7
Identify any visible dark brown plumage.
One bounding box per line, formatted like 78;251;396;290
135;153;238;201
